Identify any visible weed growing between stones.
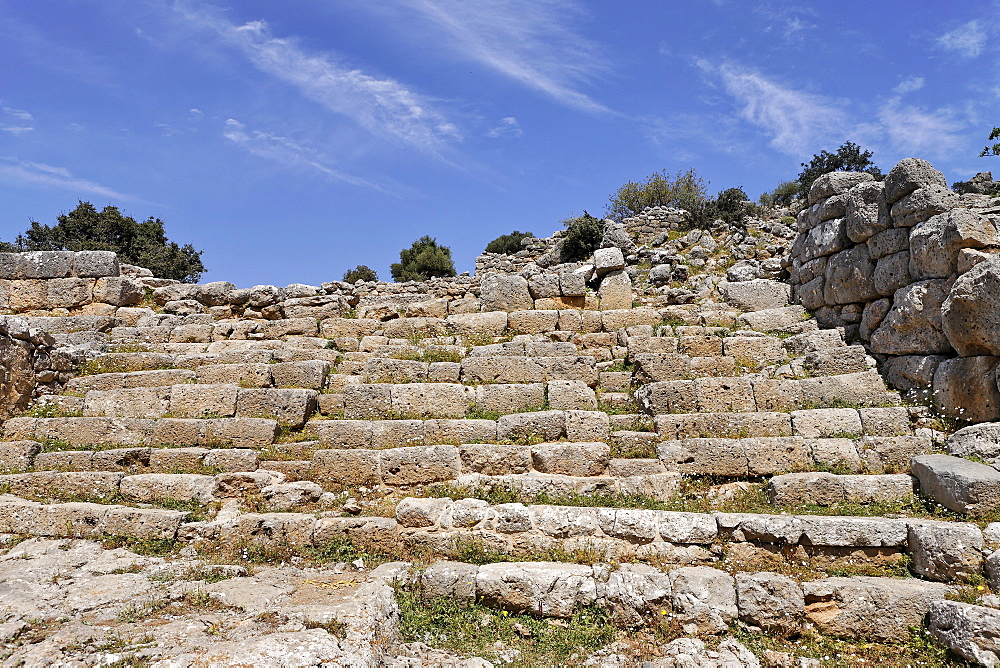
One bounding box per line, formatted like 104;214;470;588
395;590;616;667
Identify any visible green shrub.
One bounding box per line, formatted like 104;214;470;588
342;265;378;283
981;126;1000;157
390;236;456;282
483;230;534;255
758;180;800;206
796;141;883;199
1;201;205;282
606;168;708;220
560;212;603;263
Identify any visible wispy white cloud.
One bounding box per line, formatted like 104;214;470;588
893;76;925;95
877;99;965;159
937;20;987;58
698;60;849;156
222;119;383;190
0;156;130;200
392;0;610;114
176;2;459;153
1;104;34;135
486;116;523;138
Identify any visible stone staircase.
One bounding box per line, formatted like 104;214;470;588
3;239;1000;663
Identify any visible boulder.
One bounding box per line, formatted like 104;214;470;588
823;246;879;304
942;257;1000;356
883;157;948;205
669;566;736;635
932;356;1000;422
808;171;875;205
928;600;1000;667
947;423;1000;464
907;520;984;582
845;180;890;243
476;562;596;618
736;571;803;638
593;247;626;276
868;280;953;355
909;209;999;279
598;270;633;310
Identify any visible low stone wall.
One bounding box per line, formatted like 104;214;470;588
787;158;1000;420
0;250;146;314
0;316;75;418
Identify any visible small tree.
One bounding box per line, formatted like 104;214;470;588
982;127;1000;157
390;236;456;282
758;180;800;207
3;201;205;282
343;265;378;283
606;168;708;220
484;230;534;255
560;212;603;263
796;141;883;199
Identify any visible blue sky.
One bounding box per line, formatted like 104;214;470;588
2;0;998;287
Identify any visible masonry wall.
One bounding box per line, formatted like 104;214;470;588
787;158;1000;421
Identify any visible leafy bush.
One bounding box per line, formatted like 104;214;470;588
758;180;800;207
560;212;603;263
606;168;708;220
390;236;456;282
483;230;534;255
2;201;205;282
342;265;378;283
796;141;883;199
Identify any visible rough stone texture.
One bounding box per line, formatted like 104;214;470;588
823;246;879;305
909;209;999;279
942;257;1000;357
803;576;950;641
668;566;736;635
736;572;803;638
933;356;1000;422
476;562;596;618
929;600;1000;667
907;520;984;582
723;279;791;311
598;270;633;310
809;171;875;204
479;274;533;312
869;280;953;355
883;157;948;205
947;422;1000;464
912;454;1000;516
845;180;890;243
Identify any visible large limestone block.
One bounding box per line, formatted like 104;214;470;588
496;410;565;442
447;311;508;338
912;453;1000;515
803;576;949;641
120;473;217;503
83;387;170;419
942;257;1000;356
891;185;960;228
910;209;999;279
928;600;1000;667
546;380;597;411
598;270;633;310
669;566;736;635
823;246;879;304
872;250;912;297
808;171;875;205
593;247;625;276
93;276;143;306
932;356;1000;422
476;562;596;618
883;157;948;205
796;217;849;262
869;279;953;355
907;520;984;582
723;279;791;311
845;180;889;243
474;383;546;414
73;250;120;278
531;442;609;477
169;384;238;419
479;274;533;312
19;250;75;279
312;449;380;485
390;383;469;419
947;422;1000;463
379;444;460;486
866;226;910;259
236;388;317;428
736;572;803;638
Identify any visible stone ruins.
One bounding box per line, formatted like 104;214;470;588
1;157;1000;665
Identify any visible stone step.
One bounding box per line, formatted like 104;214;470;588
653;406;913;440
766;471;916;506
77;384;317;427
658;435;932;476
636;370;898;414
2;416;280;449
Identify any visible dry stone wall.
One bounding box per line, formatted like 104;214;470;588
787;158;1000;421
